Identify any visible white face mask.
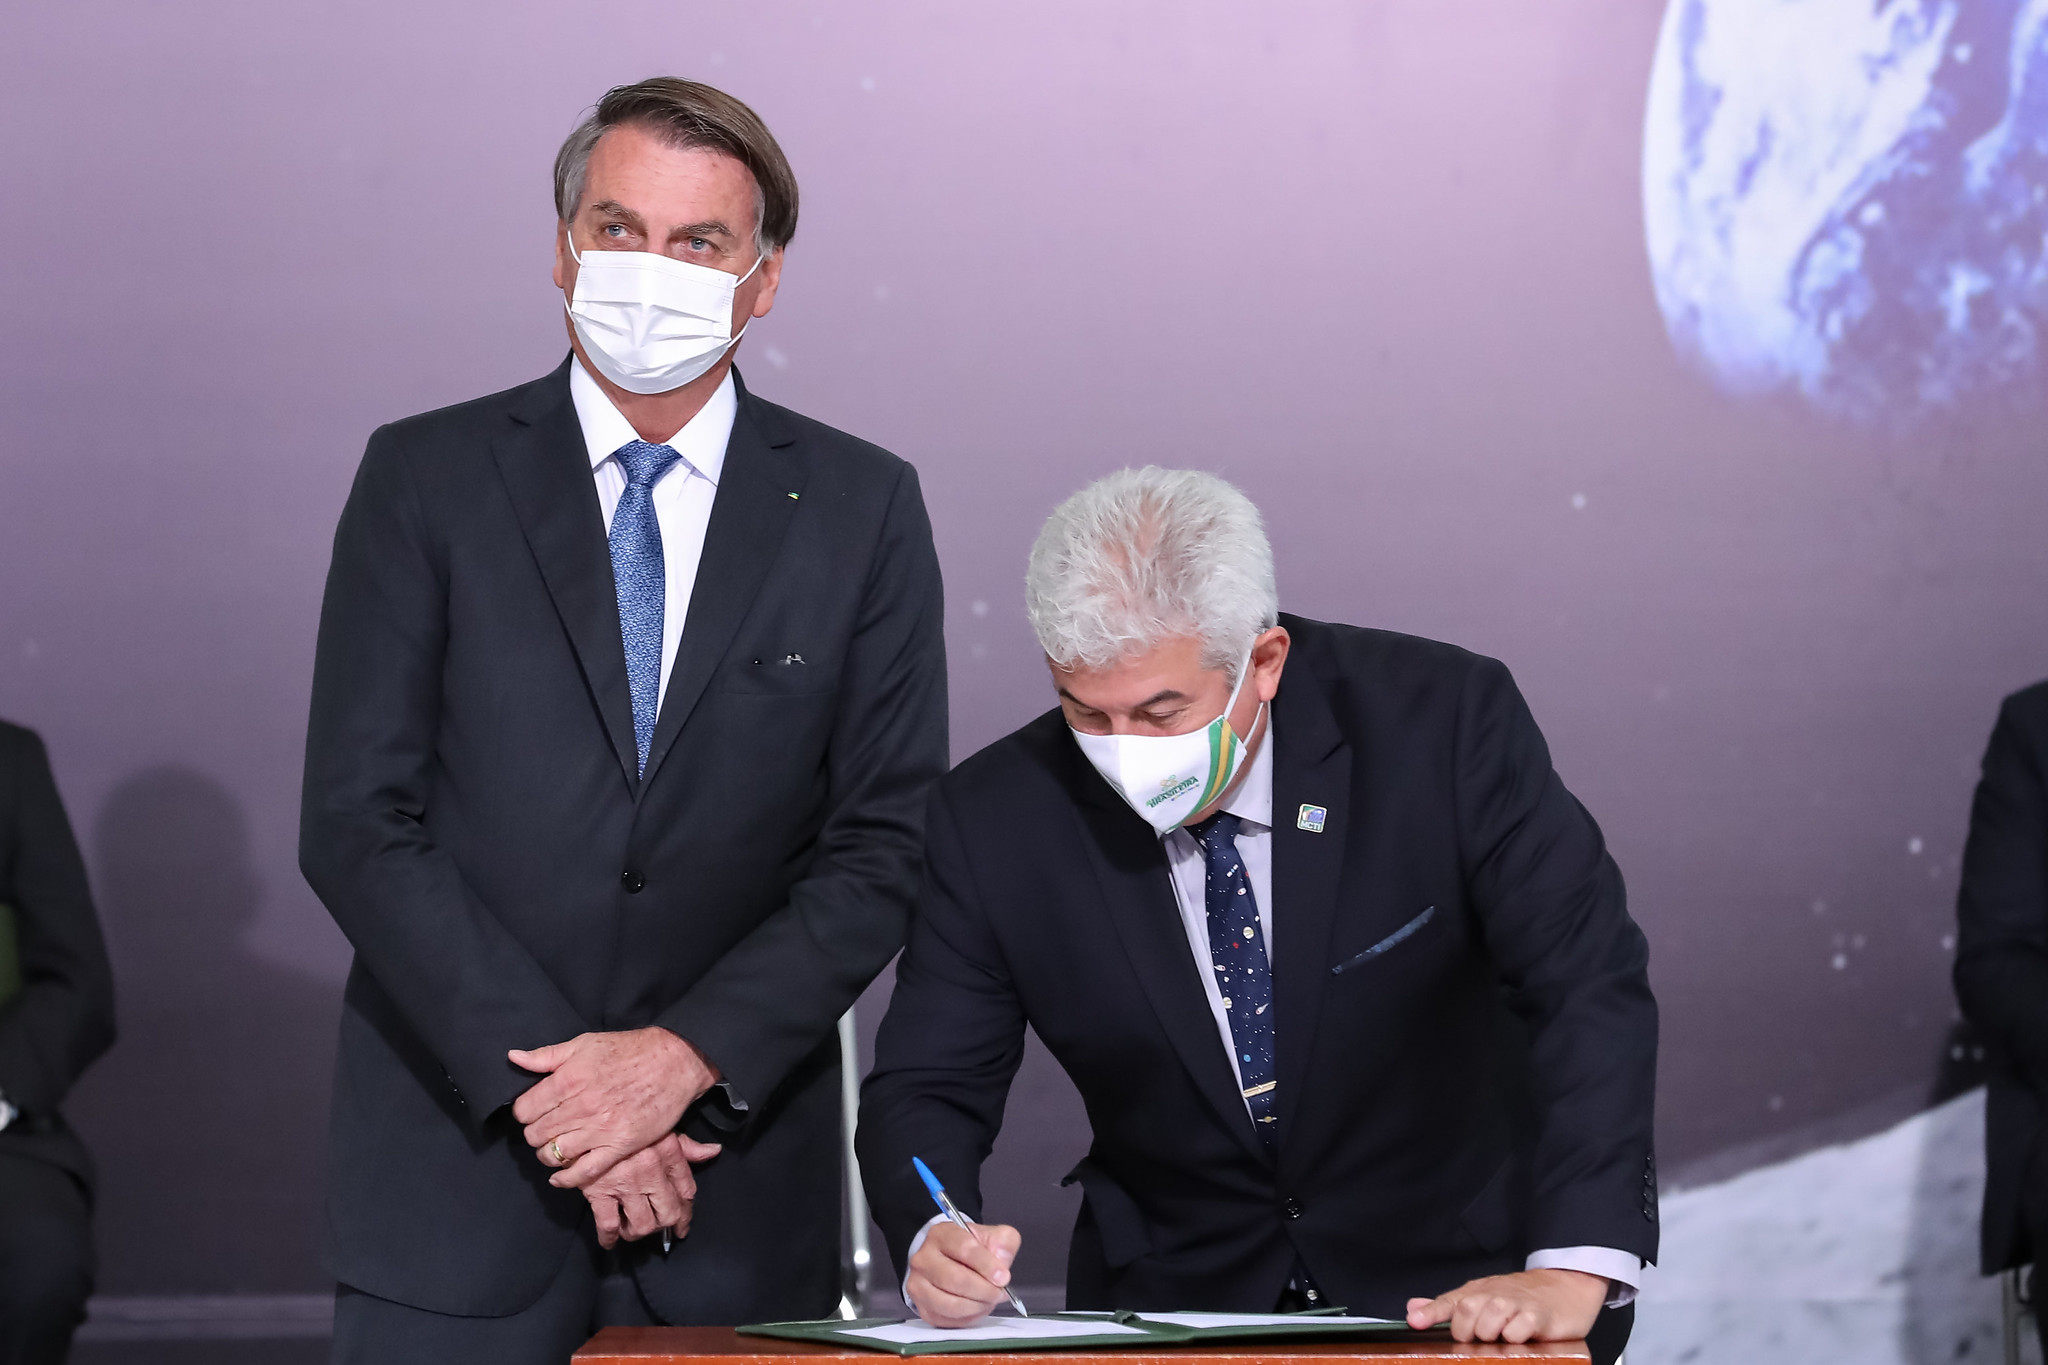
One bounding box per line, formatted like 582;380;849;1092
563;229;766;395
1069;651;1262;836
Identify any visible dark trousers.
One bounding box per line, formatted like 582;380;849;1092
2025;1136;2048;1360
333;1233;663;1365
0;1150;94;1365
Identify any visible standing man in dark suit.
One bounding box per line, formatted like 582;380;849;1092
1956;681;2048;1356
301;77;947;1363
0;720;117;1365
859;469;1656;1365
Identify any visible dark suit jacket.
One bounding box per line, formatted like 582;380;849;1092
300;359;947;1321
1955;681;2048;1273
859;617;1658;1316
0;721;116;1190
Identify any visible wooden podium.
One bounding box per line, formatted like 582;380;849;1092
573;1328;1592;1363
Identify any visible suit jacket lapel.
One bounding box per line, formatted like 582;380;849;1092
637;374;807;790
1068;756;1273;1168
1268;667;1352;1151
492;359;639;790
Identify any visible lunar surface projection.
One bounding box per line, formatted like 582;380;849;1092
1644;0;2048;422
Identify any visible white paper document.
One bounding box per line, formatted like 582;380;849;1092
842;1317;1153;1346
1131;1312;1399;1327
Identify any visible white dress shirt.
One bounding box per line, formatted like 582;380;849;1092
1162;723;1277;1096
1156;717;1641;1306
571;358;754;1123
568;357;735;714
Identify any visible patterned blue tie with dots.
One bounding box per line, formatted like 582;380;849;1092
608;440;683;776
1190;811;1277;1148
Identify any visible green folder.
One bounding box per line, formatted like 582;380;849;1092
0;905;19;1010
738;1309;1433;1355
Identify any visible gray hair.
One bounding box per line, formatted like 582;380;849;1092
1025;467;1279;683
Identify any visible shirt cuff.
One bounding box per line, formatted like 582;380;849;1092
1525;1246;1641;1307
902;1214;950;1310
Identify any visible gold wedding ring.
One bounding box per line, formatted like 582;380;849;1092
549;1138;566;1166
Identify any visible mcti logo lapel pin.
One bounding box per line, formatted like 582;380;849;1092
1297;804;1328;833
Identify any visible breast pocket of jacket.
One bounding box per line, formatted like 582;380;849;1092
1329;904;1440;977
711;653;838;698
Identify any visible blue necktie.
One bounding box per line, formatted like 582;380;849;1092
1190;811;1278;1147
608;440;683;775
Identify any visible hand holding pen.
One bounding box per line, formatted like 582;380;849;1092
908;1156;1029;1320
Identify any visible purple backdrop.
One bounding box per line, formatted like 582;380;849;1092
3;0;2045;1297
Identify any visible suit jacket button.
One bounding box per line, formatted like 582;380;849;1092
621;870;645;893
1281;1198;1304;1219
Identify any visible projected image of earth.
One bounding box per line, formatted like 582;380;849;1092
1644;0;2048;421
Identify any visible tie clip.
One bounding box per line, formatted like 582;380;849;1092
1241;1081;1276;1098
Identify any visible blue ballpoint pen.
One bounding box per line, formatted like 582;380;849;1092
912;1157;1029;1317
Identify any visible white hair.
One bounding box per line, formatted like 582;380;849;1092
1025;467;1278;683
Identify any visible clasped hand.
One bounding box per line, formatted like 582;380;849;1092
509;1027;722;1248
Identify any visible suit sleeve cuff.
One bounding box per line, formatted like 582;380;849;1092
1525;1246;1641;1307
902;1214;949;1310
692;1078;750;1133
